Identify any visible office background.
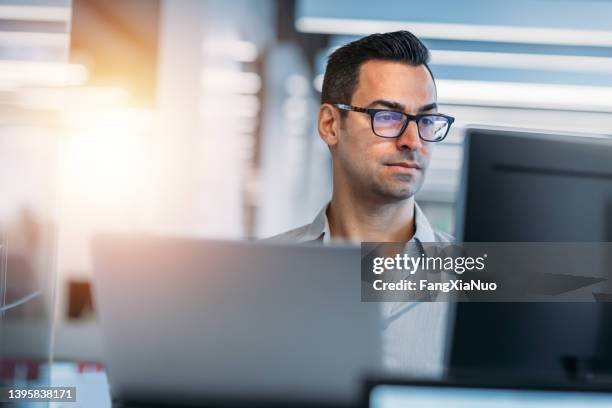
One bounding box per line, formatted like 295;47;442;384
1;0;612;404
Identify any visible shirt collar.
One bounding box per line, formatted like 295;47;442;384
305;201;437;244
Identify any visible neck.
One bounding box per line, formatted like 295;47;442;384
327;186;416;243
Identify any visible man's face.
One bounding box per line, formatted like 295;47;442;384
332;60;437;202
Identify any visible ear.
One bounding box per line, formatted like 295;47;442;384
318;103;340;147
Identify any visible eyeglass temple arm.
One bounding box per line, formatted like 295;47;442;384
334;103;369;113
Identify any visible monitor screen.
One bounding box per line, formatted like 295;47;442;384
450;128;612;381
370;384;612;408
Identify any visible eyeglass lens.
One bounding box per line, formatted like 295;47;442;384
372;111;449;141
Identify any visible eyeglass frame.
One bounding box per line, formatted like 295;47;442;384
333;103;455;142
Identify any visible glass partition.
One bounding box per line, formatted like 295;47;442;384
0;1;72;406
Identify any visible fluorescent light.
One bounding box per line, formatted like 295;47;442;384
439;105;612;136
203;40;258;62
201;70;261;94
64;87;129;111
202;105;259;118
296;17;612;47
201;117;258;133
431;50;612;74
0;31;69;48
437;79;612;112
19;86;130;111
0;5;71;22
313;74;612;112
0;61;87;87
202;94;260;111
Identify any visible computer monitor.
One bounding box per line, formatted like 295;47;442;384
367;380;612;408
456;127;612;242
449;127;612;381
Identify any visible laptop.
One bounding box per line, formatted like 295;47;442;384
367;379;612;408
91;235;382;407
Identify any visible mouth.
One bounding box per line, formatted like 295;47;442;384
385;162;422;171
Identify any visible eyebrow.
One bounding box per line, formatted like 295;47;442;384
366;99;438;113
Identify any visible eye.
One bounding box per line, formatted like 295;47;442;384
376;111;403;122
420;117;433;126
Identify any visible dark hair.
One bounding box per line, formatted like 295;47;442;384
321;31;433;107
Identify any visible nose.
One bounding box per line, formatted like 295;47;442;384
395;120;422;151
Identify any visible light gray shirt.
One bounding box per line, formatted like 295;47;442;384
267;202;454;378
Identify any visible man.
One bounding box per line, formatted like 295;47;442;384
270;31;455;376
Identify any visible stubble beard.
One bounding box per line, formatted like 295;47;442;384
369;170;424;202
341;159;425;204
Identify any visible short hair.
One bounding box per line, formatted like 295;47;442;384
321;30;434;108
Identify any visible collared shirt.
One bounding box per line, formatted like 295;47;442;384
300;201;449;244
267;202;454;378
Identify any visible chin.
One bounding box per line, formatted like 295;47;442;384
392;189;418;200
386;176;426;199
374;183;419;201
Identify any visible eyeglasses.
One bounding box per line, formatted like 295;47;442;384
333;103;455;142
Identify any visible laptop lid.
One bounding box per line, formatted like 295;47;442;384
92;235;382;406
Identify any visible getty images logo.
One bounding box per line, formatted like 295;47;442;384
372;244;488;276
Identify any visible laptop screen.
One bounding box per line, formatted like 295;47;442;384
370;384;612;408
